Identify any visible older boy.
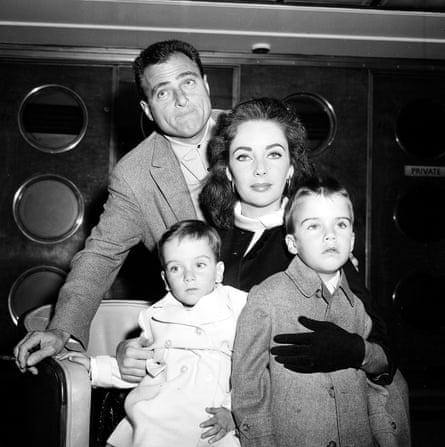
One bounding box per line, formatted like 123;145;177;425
231;176;398;447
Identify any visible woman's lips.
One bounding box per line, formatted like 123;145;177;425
251;183;272;192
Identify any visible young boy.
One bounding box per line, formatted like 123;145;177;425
66;220;246;447
231;176;399;447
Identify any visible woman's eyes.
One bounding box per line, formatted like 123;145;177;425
235;153;251;161
234;150;283;162
267;150;283;159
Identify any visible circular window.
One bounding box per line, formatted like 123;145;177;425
395;98;445;159
393;273;444;331
13;174;84;244
8;265;66;324
18;84;88;153
393;184;445;243
283;92;336;156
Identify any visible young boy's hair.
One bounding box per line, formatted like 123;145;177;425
157;220;222;268
285;176;354;234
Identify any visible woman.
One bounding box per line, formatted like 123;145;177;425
200;97;392;376
200;97;313;292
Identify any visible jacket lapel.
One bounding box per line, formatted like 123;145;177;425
150;133;197;221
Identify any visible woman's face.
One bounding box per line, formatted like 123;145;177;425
227;120;293;218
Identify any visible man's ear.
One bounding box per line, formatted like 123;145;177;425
140;100;154;122
215;261;224;284
161;271;170;291
203;74;210;96
285;234;298;255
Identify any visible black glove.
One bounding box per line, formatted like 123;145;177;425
271;316;365;373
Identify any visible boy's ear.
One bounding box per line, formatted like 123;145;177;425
161;271;170;291
350;232;356;253
285;234;298;255
216;261;225;284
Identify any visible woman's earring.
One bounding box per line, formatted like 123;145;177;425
231;181;235;193
286;176;292;190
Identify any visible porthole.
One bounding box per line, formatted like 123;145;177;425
8;265;66;324
395;98;445;159
18;84;88;153
283;92;336;156
13;174;84;244
393;273;444;331
393;184;445;243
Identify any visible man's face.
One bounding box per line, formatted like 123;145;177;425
140;52;212;144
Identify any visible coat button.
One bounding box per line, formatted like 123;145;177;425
328;386;335;398
391;421;397;430
195;328;202;335
165;339;172;347
241;423;250;432
326;442;337;447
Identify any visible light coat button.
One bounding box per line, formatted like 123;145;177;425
180;365;188;373
328;386;335;398
195;328;202;335
165;339;172;347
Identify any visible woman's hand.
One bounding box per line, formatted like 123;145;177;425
271;316;365;373
200;406;235;444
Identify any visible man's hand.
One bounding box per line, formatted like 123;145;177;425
116;336;153;383
14;329;70;375
200;407;235;444
271;316;365;373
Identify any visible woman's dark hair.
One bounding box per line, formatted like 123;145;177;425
133;40;205;101
199;97;314;229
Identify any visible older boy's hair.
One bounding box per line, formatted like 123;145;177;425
285;176;354;234
157;220;221;267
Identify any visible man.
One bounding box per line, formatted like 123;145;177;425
14;40;217;377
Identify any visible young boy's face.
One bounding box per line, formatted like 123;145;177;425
161;236;224;307
285;193;355;282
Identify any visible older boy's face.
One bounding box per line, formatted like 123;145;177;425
161;237;224;307
285;194;355;282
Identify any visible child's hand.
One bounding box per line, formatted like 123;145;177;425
58;351;91;372
200;406;235;444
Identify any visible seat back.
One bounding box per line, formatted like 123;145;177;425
87;299;150;356
23;299;150;355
